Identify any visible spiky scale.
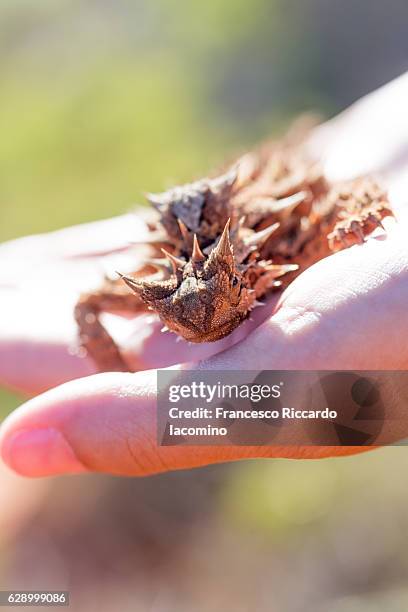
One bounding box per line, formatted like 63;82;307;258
192;235;205;263
160;248;185;275
243;222;280;247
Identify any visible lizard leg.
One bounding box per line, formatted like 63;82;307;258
326;178;394;252
75;289;149;372
247;262;299;298
328;204;394;252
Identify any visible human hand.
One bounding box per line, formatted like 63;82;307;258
0;214;273;396
1;72;408;477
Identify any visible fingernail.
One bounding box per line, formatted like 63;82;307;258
1;428;87;477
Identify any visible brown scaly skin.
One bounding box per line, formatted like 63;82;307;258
75;131;394;372
146;169;236;250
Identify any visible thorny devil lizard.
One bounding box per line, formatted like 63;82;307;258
75;124;394;372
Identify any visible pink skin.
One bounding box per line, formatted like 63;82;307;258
1;73;408;477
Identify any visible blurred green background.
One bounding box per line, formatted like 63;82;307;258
1;1;408;611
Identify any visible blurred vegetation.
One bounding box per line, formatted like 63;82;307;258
0;0;303;243
2;0;407;243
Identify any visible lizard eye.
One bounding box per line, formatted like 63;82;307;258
231;276;240;287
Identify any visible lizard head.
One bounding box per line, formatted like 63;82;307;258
121;221;255;343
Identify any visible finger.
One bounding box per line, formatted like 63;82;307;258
0;213;155;392
0;369;363;478
0;339;95;396
0;215;152;393
308;71;408;181
202;221;408;372
0;213;151;265
0;283;97;395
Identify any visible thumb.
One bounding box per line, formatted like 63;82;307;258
0;369;364;478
